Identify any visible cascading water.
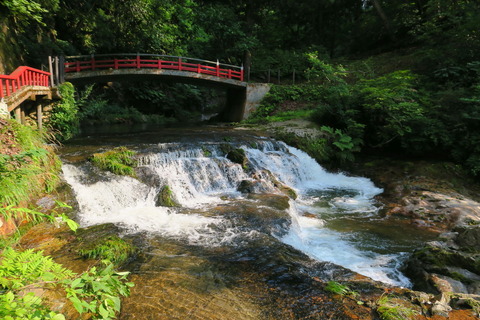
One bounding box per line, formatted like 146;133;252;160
62;136;418;287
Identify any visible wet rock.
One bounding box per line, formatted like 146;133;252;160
226;148;248;168
155;185;180;207
247;193;290;211
238;179;271;194
403;228;480;296
135;166;162;187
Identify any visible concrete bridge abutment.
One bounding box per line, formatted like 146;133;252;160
222;83;271;122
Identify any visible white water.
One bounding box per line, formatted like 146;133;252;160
62;140;412;287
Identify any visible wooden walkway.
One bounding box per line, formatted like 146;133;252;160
0;67;57;128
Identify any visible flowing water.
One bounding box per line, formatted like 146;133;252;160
60;126;436;319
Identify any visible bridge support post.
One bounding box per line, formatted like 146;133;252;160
223;88;247;122
14;108;21;123
36;103;43;130
222;83;271;122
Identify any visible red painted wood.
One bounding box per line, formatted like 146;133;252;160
64;55;244;81
0;66;51;98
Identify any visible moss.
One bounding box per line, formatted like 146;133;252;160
90;146;137;177
79;235;136;266
219;143;233;155
226;148;248;169
156;185;179;207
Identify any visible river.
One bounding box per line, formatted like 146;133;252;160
59;125;437;319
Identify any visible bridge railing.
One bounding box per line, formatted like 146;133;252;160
0;67;51;99
64;53;244;81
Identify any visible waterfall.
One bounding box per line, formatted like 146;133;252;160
62;139;414;287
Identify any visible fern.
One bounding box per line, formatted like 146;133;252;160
0;247;133;319
0;247;75;290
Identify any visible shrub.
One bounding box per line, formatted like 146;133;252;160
49;82;79;141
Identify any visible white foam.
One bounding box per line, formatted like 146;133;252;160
282;202;410;287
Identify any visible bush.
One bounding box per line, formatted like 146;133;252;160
356;70;425;148
49;82;79;141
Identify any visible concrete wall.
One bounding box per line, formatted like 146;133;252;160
243;83;271;119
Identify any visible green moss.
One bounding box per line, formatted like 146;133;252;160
156;185;179;207
90;146;137;177
226;148;248;169
79;235;136;265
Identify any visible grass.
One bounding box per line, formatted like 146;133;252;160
376;295;419;320
0;120;61;206
324;281;358;298
90;147;137;177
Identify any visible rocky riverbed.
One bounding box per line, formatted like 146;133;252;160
8;122;480;319
241;120;480;318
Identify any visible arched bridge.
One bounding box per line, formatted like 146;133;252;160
62;54;246;88
1;53;270;125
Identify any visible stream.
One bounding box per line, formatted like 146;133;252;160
59;125;437;319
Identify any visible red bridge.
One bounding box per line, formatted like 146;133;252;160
1;53;268;125
63;54;244;82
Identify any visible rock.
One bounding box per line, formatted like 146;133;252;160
226;148;248;168
430;274;469;294
431;293;452;317
238;180;255;193
136;166;162;187
155;185;180;207
455;225;480;252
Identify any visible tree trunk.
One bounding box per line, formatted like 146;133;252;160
371;0;395;41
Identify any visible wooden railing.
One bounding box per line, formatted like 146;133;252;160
64;53;244;81
0;67;51;99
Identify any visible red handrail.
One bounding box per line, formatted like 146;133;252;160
0;66;51;99
64;54;244;81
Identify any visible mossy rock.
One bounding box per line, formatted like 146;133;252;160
90;146;137;177
155;185;180;207
219;143;234;155
226;148;248;168
73;223;136;266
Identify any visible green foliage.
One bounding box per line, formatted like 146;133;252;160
305;53;347;84
376;295;419;320
90;147;137;177
324;281;358;297
0;291;65;320
0;247;132;320
0;247;75;290
79;236;136;265
65;263;133;319
356;70;425;147
0;120;61;206
49;82;79;141
0;203;79;233
320;126;362;163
